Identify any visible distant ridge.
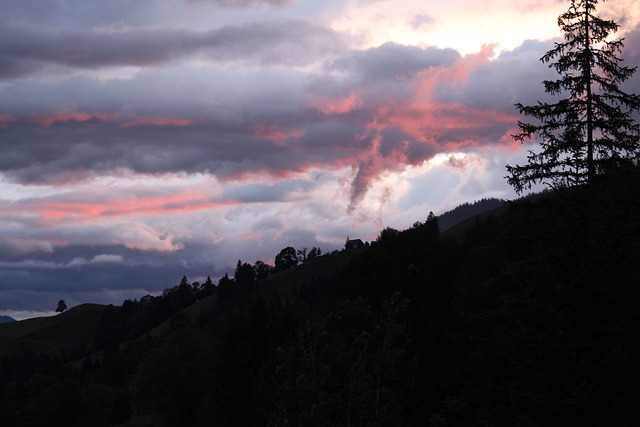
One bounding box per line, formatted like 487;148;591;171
0;315;16;324
438;198;505;231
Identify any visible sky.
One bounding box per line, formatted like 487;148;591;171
1;0;639;320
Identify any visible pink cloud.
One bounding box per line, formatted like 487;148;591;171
338;45;518;206
250;123;304;145
32;112;121;127
348;131;410;211
313;91;364;116
0;183;239;232
31;194;237;224
0;112;202;129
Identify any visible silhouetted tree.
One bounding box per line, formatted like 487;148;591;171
55;299;67;313
218;273;232;287
217;273;235;303
307;246;322;261
199;276;215;298
274;246;298;272
297;247;308;263
192;281;201;294
377;227;399;252
177;276;195;308
253;260;273;284
235;260;256;287
425;211;440;235
507;0;640;192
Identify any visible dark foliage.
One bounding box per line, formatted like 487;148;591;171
2;170;639;426
274;246;299;272
55;300;67;313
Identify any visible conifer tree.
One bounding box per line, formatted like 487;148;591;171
507;0;640;193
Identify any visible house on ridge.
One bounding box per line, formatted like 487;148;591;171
345;238;365;251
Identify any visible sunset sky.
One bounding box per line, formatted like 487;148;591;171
2;0;639;319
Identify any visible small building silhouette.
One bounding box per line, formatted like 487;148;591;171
345;238;365;251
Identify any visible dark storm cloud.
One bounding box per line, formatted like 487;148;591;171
0;19;348;80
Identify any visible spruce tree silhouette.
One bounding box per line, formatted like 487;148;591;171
507;0;640;193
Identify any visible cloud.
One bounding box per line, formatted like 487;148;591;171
622;25;640;88
410;13;435;29
0;40;555;207
331;42;460;81
0;19;349;80
68;254;124;267
1;0;291;30
186;0;291;7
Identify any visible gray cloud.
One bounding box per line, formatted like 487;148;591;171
621;25;640;93
331;42;460;81
0;19;348;80
410;13;436;29
186;0;291;7
220;180;314;203
1;0;280;30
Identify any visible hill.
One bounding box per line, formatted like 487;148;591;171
437;197;506;231
0;315;16;324
0;304;105;357
1;169;639;426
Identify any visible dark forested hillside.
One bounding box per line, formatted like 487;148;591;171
437;197;505;231
1;169;639;426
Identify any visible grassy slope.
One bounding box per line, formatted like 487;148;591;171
0;303;105;357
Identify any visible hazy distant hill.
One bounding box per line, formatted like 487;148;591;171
437;198;505;231
0;315;16;324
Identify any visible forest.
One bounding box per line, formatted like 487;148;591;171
1;168;639;426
